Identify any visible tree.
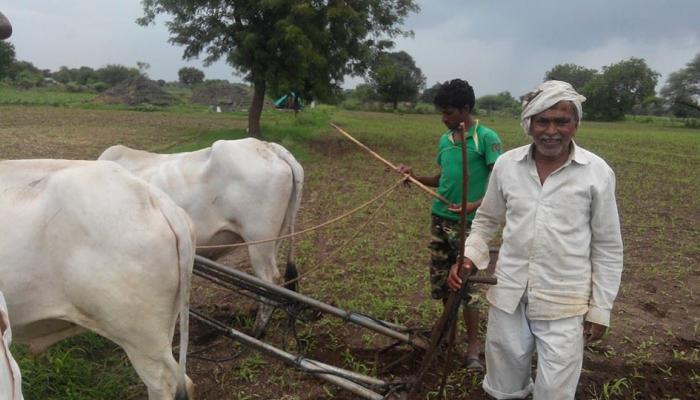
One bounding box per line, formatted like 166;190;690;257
139;0;419;137
661;53;700;117
178;67;205;86
351;83;378;103
6;60;42;86
0;41;15;80
96;64;140;87
367;51;425;109
476;91;520;115
75;66;98;85
582;58;660;121
52;66;74;84
136;61;151;77
419;82;441;104
544;63;597;90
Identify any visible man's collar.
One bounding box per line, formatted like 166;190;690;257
569;140;590;165
446;123;477;145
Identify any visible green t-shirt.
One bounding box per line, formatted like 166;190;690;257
431;122;502;222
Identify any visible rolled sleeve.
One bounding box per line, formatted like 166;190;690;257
585;305;611;326
464;157;506;267
464;234;491;270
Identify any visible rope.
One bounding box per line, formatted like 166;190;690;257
196;177;405;250
278;178;398;287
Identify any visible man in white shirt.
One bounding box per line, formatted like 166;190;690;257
1;291;23;400
448;80;623;399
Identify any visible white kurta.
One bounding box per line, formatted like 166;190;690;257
464;142;623;399
0;291;23;400
465;142;623;325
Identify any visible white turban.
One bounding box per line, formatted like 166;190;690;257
520;80;586;134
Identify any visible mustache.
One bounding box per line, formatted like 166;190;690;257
539;134;563;140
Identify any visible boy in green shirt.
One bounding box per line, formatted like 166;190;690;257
398;79;502;371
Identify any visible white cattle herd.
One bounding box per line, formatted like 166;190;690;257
0;141;304;399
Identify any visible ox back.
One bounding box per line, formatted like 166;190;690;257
0;159;195;400
99;138;304;336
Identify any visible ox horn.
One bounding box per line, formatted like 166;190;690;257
0;12;12;40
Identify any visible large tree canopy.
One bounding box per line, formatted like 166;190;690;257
661;53;700;117
581;58;659;121
544;63;597;90
367;50;425;109
178;66;205;86
419;81;441;104
139;0;419;137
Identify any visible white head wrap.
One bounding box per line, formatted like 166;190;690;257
520;80;586;134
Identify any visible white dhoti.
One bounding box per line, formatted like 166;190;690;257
0;291;23;400
483;296;584;400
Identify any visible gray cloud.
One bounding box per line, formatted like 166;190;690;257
3;0;699;97
399;0;700;96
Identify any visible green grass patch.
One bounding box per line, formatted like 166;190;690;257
0;85;95;107
12;333;139;400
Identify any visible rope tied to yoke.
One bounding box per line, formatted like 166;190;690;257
195;177;406;250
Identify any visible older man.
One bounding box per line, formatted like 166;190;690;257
448;80;623;399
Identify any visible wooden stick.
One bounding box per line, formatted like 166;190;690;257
330;123;454;207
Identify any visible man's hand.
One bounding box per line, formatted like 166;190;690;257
584;321;607;342
447;258;475;291
396;164;414;186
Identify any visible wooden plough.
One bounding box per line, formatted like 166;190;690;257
191;255;494;399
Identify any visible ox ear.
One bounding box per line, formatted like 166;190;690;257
0;12;12;40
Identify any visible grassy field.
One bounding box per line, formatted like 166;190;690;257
2;104;699;399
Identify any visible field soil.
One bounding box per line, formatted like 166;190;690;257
2;107;699;399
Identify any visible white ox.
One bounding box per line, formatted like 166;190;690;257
0;160;195;400
99;138;304;336
1;291;23;400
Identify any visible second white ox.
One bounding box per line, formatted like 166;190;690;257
99;138;304;336
0;160;195;400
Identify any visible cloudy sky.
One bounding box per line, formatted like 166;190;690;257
4;0;699;97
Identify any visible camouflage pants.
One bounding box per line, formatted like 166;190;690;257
429;215;481;308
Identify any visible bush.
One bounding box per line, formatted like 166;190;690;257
92;82;109;93
340;98;363;111
412;102;435;114
684;118;700;128
64;82;84;93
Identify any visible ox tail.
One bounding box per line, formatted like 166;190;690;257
154;191;195;400
269;142;304;292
